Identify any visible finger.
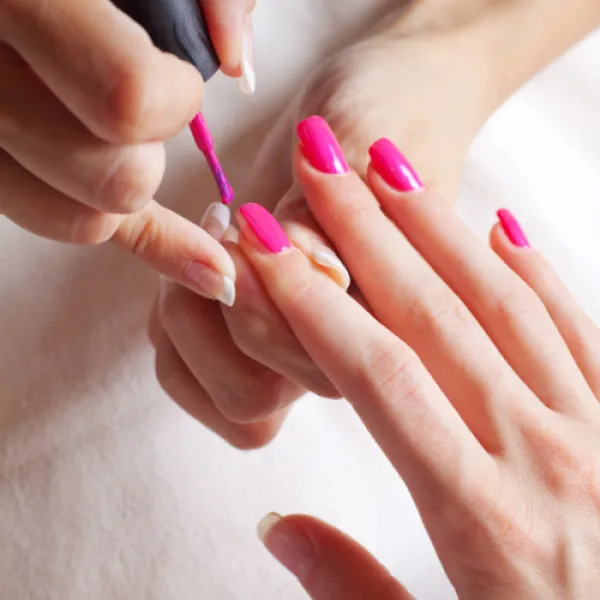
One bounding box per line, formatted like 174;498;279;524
491;218;600;399
274;189;350;291
0;61;164;213
197;200;339;398
0;151;121;243
0;166;235;305
258;514;415;600
367;139;597;417
236;203;492;504
222;239;340;398
0;151;236;303
200;0;255;85
159;280;305;423
113;202;236;305
294;119;525;451
1;0;204;144
155;330;286;449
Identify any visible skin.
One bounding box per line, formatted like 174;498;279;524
244;140;600;599
152;0;600;448
0;0;254;294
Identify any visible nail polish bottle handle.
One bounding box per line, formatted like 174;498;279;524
111;0;220;82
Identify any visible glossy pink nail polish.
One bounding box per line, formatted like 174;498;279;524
297;116;349;175
239;203;292;254
497;209;531;248
369;138;423;192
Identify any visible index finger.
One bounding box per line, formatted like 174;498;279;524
1;0;204;144
113;200;236;304
235;203;491;505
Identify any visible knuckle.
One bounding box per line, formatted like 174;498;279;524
121;212;161;258
539;436;600;505
277;256;327;309
97;146;164;213
360;341;424;406
228;315;271;362
104;52;154;141
493;281;546;324
403;289;473;336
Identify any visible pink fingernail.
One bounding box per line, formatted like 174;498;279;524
238;203;292;254
297;116;349;175
497;209;531;248
369;138;423;192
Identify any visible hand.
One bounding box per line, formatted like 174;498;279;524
238;122;600;598
0;0;255;298
151;5;510;447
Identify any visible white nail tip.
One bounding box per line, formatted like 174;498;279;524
312;249;351;290
239;32;256;95
201;202;231;232
239;61;256;95
257;512;282;543
218;276;236;307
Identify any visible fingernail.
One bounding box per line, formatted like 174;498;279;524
222;226;240;244
497;209;530;248
297;116;349;175
184;262;236;306
238;203;292;254
239;16;256;95
201;202;231;240
369;138;423;192
258;513;315;579
311;244;350;290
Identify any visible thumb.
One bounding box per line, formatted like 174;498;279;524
257;513;416;600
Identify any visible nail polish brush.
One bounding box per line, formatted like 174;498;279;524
111;0;234;204
189;113;234;205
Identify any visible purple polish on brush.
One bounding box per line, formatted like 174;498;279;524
189;113;234;205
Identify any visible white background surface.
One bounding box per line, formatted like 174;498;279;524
1;1;599;598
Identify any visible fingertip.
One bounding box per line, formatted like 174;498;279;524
200;0;250;77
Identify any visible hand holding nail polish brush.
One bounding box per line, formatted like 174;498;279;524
112;0;243;204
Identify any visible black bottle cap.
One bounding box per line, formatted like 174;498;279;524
112;0;220;81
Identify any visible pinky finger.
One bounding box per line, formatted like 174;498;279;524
258;514;415;600
491;211;600;398
155;331;287;450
